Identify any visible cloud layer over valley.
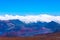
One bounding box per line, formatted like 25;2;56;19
0;14;60;23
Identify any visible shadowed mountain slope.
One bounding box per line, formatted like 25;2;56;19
0;19;60;37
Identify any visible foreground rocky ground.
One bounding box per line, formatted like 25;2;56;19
0;32;60;40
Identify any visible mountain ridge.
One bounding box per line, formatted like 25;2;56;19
0;19;60;37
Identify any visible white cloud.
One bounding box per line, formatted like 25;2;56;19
0;14;60;23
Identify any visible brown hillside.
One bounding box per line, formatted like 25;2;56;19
0;32;60;40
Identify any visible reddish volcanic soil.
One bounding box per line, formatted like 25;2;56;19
0;32;60;40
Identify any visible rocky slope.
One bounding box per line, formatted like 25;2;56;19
0;19;60;37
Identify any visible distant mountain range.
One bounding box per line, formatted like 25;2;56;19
0;19;60;37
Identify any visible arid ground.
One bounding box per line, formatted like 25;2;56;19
0;32;60;40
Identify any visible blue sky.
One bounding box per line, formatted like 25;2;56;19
0;0;60;15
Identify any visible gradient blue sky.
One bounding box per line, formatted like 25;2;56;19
0;0;60;15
